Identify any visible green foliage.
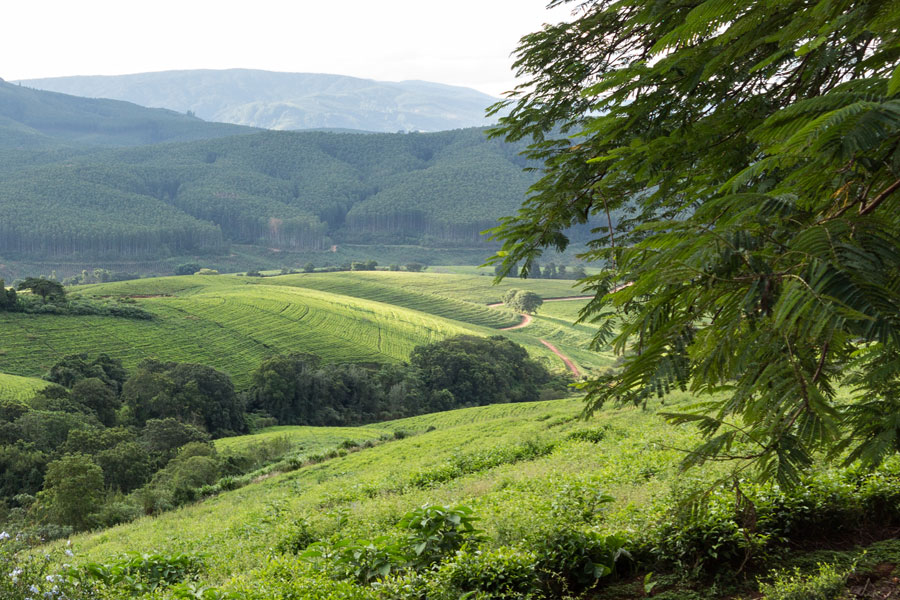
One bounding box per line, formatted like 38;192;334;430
399;504;483;568
502;289;543;314
410;335;551;407
303;503;484;585
122;360;246;435
0;279;16;311
17;277;64;302
489;0;900;483
758;562;852;600
76;551;206;595
175;263;203;276
532;528;630;594
45;353;128;393
38;453;104;530
0;535;108;600
431;546;539;600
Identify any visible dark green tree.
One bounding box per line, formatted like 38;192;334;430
139;418;210;464
489;0;900;483
96;441;152;493
175;263;202;276
17;277;65;302
410;335;550;406
0;279;17;310
45;353;128;393
38;453;104;530
70;377;120;427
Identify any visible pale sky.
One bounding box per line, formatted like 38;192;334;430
3;1;575;97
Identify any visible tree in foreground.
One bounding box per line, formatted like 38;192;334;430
489;0;900;484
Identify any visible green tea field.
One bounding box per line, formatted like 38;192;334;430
0;371;49;402
0;271;612;388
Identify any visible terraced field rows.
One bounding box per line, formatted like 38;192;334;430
0;283;479;388
0;372;49;402
265;271;584;305
259;273;522;328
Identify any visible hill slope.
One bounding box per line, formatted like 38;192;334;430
0;272;609;388
15;69;502;133
0;127;537;263
0;80;253;148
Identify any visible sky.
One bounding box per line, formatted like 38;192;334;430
3;1;575;97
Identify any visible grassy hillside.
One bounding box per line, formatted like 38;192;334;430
0;372;49;402
267;271;585;305
61;397;685;575
0;272;610;388
38;394;899;600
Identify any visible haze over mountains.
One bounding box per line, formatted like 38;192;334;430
14;69;503;133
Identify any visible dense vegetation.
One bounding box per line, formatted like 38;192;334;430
3;395;898;600
0;82;543;263
490;0;900;484
0;335;558;537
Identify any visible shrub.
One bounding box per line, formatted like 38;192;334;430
533;528;630;594
399;504;483;568
431;547;539;600
277;517;318;555
758;563;852;600
303;537;405;584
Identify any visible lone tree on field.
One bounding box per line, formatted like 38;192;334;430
17;277;65;302
503;289;543;314
489;0;900;484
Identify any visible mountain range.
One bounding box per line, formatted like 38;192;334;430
14;69;502;133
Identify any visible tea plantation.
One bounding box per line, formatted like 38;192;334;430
0;272;612;388
12;395;895;600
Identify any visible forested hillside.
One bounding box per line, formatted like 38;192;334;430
0;127;538;262
0;80;252;148
15;69;502;133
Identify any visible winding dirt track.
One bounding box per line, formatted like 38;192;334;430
498;313;533;331
488;295;593;377
540;340;581;378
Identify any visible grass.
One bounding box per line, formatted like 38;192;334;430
0;372;49;402
59;395;706;585
214;425;393;455
263;271;587;305
0;272;612;388
259;272;522;328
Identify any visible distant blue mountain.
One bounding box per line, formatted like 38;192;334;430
15;69;504;133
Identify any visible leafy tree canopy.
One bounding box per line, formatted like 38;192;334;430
490;0;900;484
16;277;64;302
